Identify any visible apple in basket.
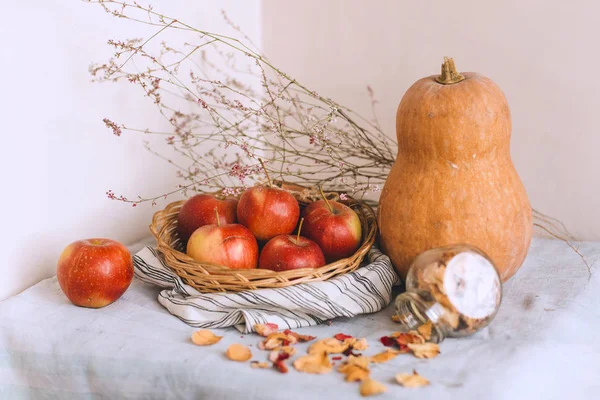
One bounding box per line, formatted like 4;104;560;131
187;209;259;269
259;218;326;271
301;192;362;263
177;194;238;242
57;238;134;308
237;185;300;242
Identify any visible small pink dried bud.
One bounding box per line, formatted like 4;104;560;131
102;118;122;137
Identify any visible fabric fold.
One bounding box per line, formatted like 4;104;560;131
133;246;399;333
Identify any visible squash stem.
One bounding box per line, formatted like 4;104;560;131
435;57;465;85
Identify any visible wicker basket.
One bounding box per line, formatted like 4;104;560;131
149;184;377;293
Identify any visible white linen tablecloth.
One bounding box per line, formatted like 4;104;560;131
0;237;599;399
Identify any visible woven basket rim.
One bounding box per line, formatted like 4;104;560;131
148;184;377;291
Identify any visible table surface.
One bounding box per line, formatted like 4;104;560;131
1;237;599;400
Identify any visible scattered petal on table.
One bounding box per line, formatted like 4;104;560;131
308;338;350;355
407;342;440;359
334;333;353;341
341;364;370;382
293;351;332;374
338;355;370;382
359;379;387;397
269;346;296;362
369;349;401;363
226;344;253;362
259;332;297;350
283;329;316;342
254;323;279;337
191;329;222;346
353;338;369;351
395;370;430;388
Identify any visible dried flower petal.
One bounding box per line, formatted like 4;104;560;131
226;343;253;362
369;349;401;364
191;329;223;346
308;338;349;355
352;338;369;351
340;364;370;382
293;351;332;374
360;379;387;397
380;336;396;347
334;333;353;341
343;347;362;357
268;346;296;362
283;329;316;342
417;322;433;341
259;332;297;350
407;343;440;359
268;351;287;363
391;314;401;323
395;370;430;388
274;360;289;373
254;323;279;337
340;355;370;370
397;343;410;354
250;361;271;369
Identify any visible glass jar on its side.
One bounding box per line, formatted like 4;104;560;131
394;244;502;343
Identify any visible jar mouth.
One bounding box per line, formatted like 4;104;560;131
394;291;445;343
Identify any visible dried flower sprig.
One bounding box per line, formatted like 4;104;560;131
85;0;395;206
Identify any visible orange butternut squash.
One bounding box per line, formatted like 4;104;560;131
378;58;532;282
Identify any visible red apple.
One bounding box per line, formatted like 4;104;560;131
258;221;326;271
57;238;134;308
237;185;300;241
187;219;258;270
301;199;362;262
177;194;238;242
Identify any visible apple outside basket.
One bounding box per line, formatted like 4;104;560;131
149;182;377;293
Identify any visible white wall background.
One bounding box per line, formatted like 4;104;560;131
0;0;261;300
262;0;600;241
1;0;597;300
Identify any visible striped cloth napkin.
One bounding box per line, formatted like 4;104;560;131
133;246;399;333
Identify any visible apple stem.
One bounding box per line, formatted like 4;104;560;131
296;218;304;244
319;185;333;213
214;207;221;227
258;158;272;188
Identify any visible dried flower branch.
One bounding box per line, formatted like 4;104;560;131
85;0;395;207
533;223;592;281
